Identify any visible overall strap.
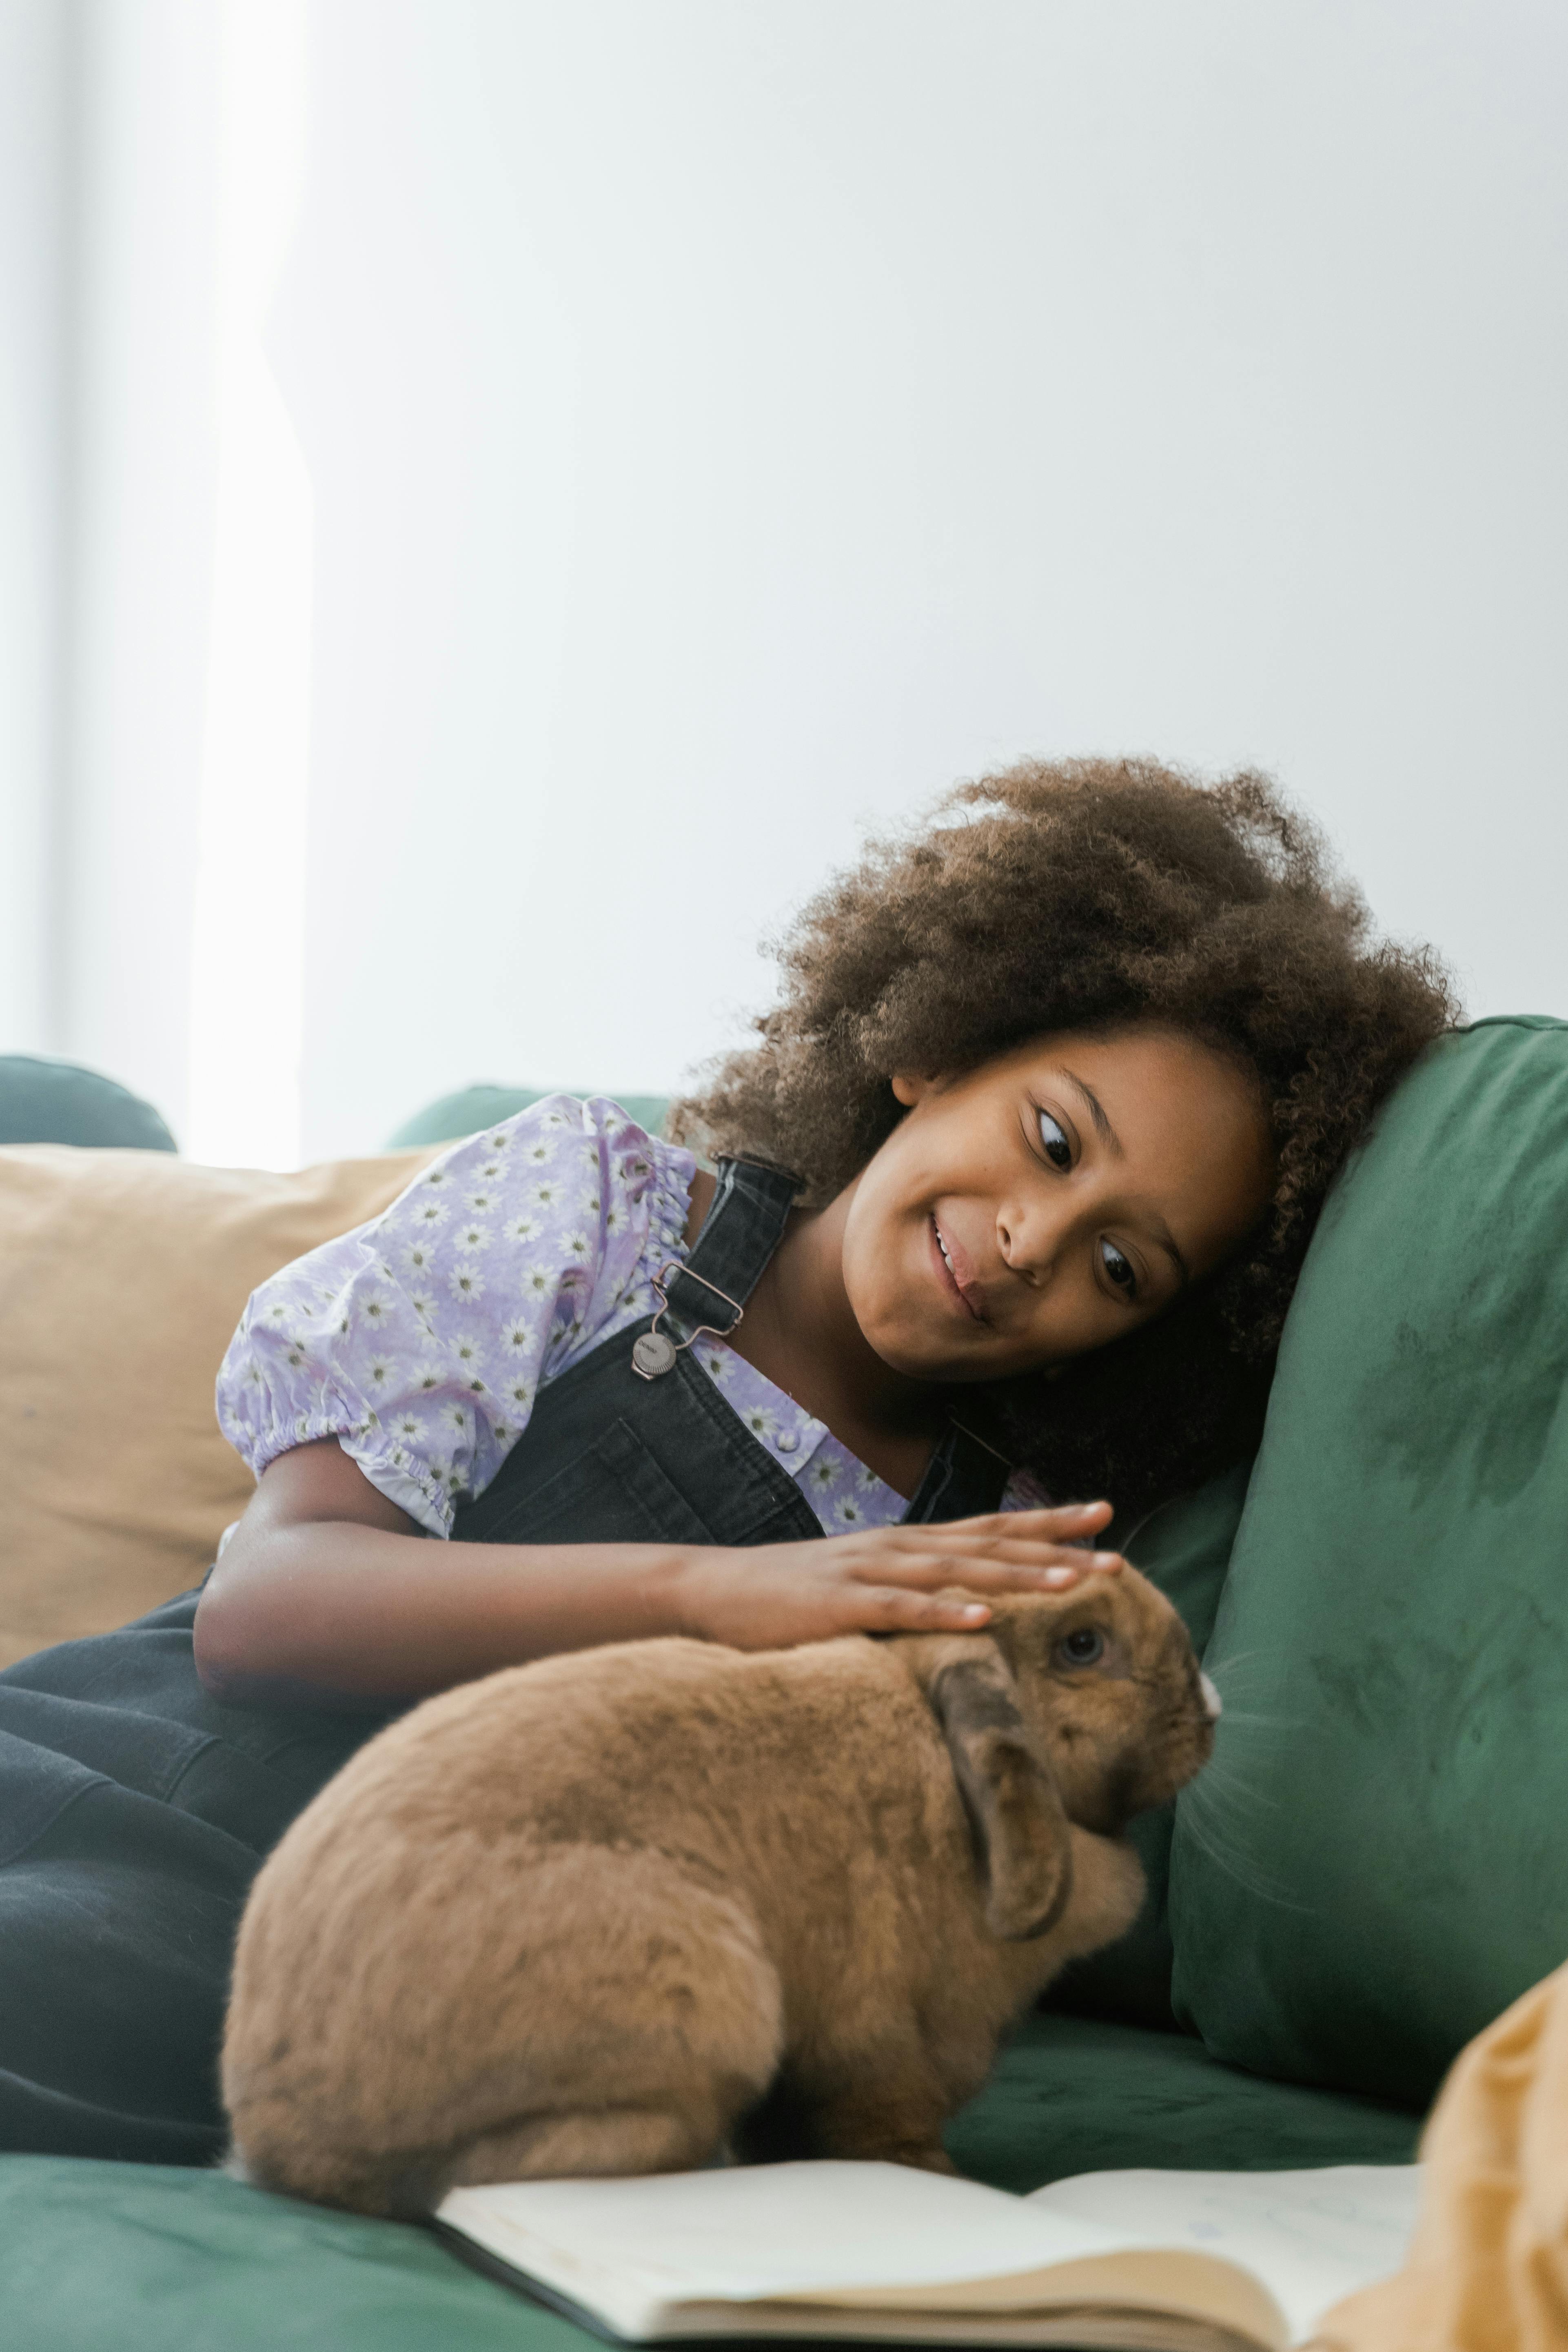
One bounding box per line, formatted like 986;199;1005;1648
660;1158;801;1342
655;1155;1012;1522
902;1418;1012;1522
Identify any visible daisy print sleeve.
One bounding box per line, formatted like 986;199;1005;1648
215;1097;697;1537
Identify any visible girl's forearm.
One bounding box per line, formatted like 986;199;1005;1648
193;1520;699;1709
192;1440;1117;1712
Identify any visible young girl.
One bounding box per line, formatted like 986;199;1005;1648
0;759;1453;2164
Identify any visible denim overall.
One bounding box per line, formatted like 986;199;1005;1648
0;1160;1007;2163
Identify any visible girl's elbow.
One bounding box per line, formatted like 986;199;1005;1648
192;1571;271;1702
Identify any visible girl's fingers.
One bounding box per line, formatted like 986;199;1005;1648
857;1586;994;1630
943;1502;1112;1538
876;1535;1125;1575
850;1549;1122;1593
959;1549;1124;1584
874;1516;1113;1558
892;1532;1124;1571
849;1554;960;1586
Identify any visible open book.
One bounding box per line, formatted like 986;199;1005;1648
435;2158;1420;2351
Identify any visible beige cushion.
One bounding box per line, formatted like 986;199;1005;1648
0;1143;440;1669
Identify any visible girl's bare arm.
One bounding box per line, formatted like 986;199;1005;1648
193;1438;1122;1709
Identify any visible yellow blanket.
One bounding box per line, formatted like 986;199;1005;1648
1313;1960;1568;2350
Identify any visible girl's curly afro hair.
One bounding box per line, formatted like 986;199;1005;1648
671;757;1458;1516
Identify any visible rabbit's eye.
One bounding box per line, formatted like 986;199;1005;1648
1056;1626;1105;1668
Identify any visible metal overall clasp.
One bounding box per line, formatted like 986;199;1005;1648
630;1260;745;1380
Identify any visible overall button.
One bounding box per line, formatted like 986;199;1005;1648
775;1431;798;1454
631;1331;678;1379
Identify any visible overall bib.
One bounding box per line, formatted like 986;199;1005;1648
0;1161;1007;2164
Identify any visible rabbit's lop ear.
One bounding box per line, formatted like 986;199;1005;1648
929;1649;1072;1941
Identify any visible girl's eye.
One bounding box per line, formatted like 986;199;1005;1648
1037;1111;1072;1170
1100;1239;1137;1296
1056;1626;1105;1668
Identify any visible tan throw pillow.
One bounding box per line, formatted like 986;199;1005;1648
0;1143;441;1669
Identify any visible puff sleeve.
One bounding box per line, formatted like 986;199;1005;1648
215;1096;697;1536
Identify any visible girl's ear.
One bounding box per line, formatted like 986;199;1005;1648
891;1074;930;1107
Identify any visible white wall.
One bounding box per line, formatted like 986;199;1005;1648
0;0;72;1054
280;0;1568;1162
59;0;220;1142
13;1;1568;1162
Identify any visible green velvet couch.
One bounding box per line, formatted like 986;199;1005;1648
4;1022;1566;2349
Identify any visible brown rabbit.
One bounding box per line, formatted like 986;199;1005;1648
223;1567;1217;2215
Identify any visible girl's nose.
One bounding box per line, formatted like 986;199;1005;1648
998;1203;1063;1288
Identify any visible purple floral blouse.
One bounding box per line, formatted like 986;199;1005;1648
217;1096;1038;1537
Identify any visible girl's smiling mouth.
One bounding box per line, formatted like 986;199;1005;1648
930;1214;987;1322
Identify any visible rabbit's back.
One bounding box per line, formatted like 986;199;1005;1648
292;1632;936;1864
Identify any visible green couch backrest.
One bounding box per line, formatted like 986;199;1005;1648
1166;1018;1568;2104
0;1054;177;1152
386;1087;672;1150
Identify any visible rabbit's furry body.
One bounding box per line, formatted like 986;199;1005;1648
224;1571;1214;2214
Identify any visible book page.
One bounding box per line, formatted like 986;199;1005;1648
438;2161;1286;2348
441;2160;1127;2307
1029;2166;1421;2342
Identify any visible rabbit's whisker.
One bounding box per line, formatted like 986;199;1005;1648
1173;1806;1313;1912
1187;1777;1283;1820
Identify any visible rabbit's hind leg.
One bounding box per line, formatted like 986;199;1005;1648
439;1860;785;2187
444;2099;716;2187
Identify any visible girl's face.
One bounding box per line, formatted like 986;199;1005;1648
841;1027;1275;1383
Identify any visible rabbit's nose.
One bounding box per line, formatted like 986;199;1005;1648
1199;1671;1223;1722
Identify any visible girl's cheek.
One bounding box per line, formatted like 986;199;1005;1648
840;1251;903;1359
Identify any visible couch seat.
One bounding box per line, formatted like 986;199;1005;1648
0;2015;1421;2352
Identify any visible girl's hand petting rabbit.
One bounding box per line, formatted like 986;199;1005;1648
197;1444;1122;1708
673;1501;1123;1648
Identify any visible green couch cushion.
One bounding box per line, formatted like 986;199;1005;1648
386;1087;672;1150
947;2014;1419;2191
1170;1018;1568;2105
0;1055;177;1152
0;2019;1419;2352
